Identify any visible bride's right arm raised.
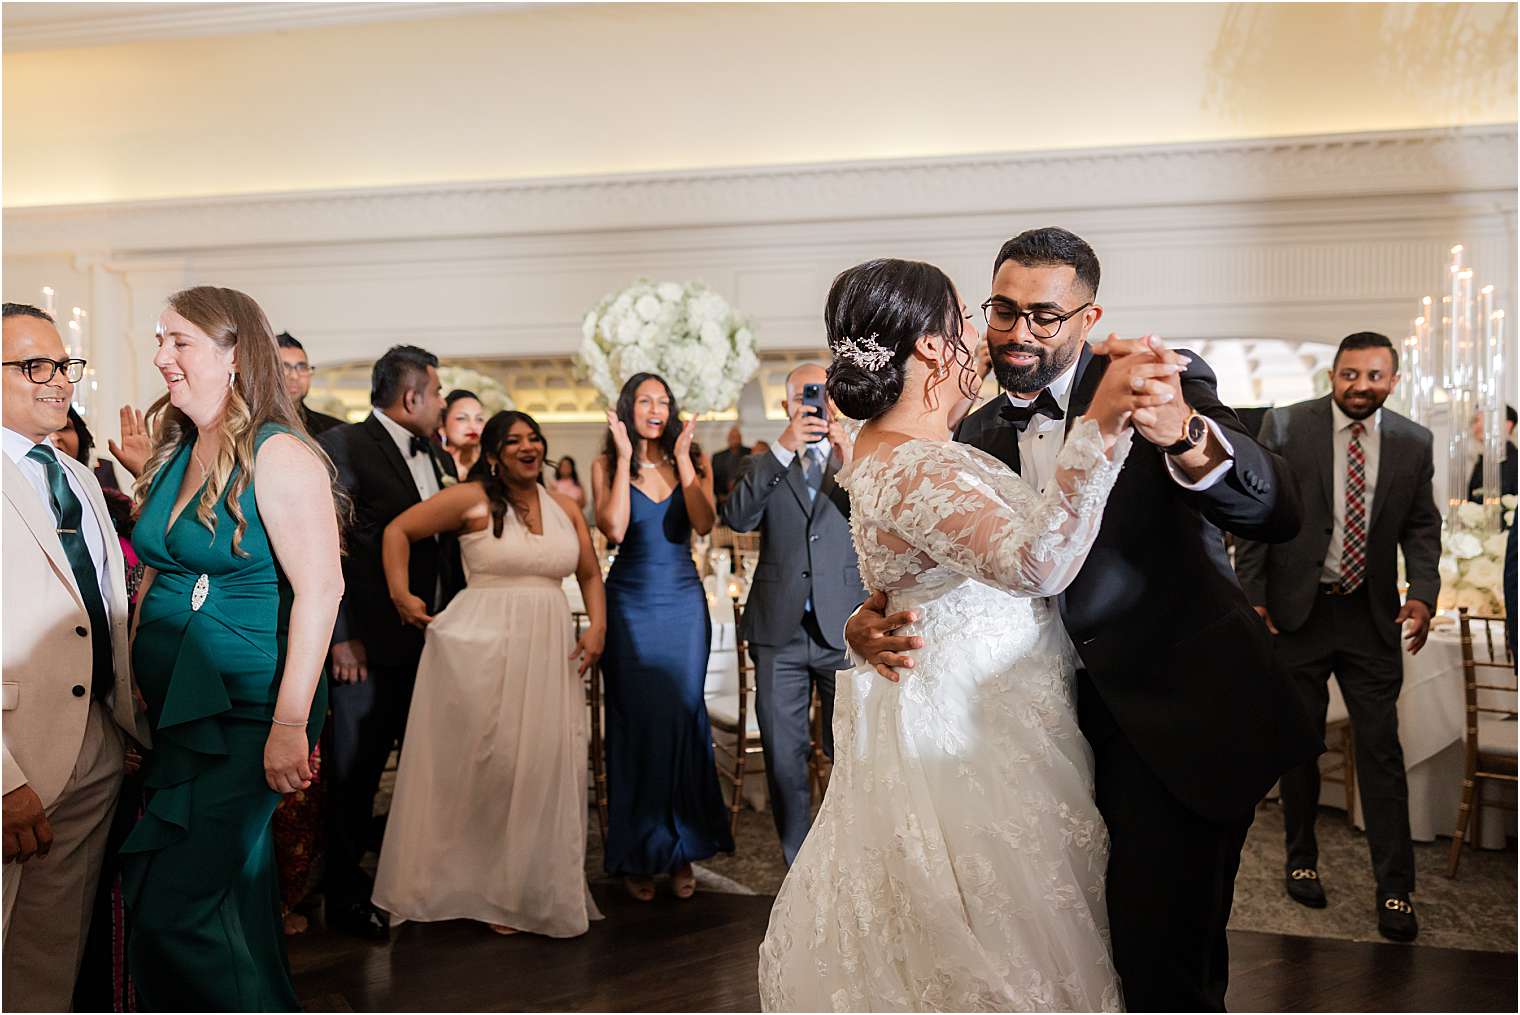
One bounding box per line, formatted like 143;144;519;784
882;350;1178;597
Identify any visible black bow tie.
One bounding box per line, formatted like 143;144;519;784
999;390;1065;433
408;435;431;458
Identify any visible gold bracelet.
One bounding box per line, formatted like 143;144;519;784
270;716;307;728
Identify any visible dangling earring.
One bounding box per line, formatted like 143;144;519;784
228;369;237;389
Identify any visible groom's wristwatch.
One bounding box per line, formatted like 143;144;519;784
1160;411;1208;456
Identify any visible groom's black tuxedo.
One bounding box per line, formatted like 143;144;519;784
954;346;1318;1010
956;347;1315;819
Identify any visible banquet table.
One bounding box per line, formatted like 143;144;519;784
1318;619;1515;849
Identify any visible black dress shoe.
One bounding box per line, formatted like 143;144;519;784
328;899;391;941
1377;893;1418;942
1285;867;1327;908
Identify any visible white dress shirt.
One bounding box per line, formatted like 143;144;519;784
3;425;113;615
1322;401;1381;584
1004;363;1080;494
1006;360;1236;493
374;407;441;501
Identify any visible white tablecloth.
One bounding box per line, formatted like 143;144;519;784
1320;622;1515;848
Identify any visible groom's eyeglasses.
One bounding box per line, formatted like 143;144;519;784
981;299;1092;340
3;357;88;384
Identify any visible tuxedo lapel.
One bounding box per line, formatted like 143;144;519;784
1063;345;1101;437
363;412;421;504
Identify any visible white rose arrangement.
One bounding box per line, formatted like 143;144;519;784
577;279;759;414
1435;494;1516;615
437;366;515;415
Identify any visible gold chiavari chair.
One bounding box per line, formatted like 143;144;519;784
709;598;763;838
1447;608;1517;877
573;610;609;849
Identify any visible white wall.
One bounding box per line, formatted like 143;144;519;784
3;3;1515;207
4;125;1515;515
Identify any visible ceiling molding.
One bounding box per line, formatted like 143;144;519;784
1;2;528;53
3;126;1514;257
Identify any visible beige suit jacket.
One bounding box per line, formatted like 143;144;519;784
2;451;150;808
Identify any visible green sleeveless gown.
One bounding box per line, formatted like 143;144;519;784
121;424;327;1012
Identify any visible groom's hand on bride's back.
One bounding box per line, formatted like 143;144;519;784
845;590;924;683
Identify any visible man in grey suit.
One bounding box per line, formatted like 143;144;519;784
722;363;865;865
1236;331;1441;943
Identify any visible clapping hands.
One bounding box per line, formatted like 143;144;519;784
109;405;152;479
605;409;633;461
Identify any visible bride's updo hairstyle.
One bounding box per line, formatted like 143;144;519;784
824;258;972;421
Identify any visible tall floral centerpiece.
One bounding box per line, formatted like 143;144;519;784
577;280;759;413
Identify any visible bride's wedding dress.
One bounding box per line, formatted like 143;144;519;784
758;419;1131;1012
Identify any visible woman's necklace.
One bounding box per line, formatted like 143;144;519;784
190;441;218;480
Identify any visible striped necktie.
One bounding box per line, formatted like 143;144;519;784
1340;421;1368;592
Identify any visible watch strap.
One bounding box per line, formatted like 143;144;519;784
1160;412;1204;456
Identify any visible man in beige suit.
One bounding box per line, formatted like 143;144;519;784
2;302;150;1011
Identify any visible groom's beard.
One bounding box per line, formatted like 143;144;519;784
990;337;1081;394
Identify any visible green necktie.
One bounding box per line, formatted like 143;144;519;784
26;443;113;702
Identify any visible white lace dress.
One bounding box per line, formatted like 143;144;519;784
758;420;1131;1012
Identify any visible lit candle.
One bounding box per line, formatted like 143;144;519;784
41;286;54;317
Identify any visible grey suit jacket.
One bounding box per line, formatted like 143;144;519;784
1235;395;1442;648
720;447;865;651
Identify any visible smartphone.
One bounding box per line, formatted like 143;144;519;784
801;382;830;423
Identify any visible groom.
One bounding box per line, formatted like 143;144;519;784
847;228;1318;1010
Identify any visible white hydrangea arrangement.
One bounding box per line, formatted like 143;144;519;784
1436;496;1516;615
577;280;759;414
437;366;515;414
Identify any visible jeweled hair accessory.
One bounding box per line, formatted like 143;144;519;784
834;332;892;370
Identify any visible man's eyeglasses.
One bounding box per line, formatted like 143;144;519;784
281;362;315;377
3;357;88;384
981;300;1093;339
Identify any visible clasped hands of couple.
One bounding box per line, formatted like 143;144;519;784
849;333;1214;681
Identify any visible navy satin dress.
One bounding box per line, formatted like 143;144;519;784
602;485;734;876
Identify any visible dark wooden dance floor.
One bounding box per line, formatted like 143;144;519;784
291;885;1516;1012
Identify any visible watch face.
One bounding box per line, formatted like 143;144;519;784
1187;414;1208;444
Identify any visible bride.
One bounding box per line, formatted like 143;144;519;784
757;258;1182;1012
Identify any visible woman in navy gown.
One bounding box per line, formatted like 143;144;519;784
592;372;734;901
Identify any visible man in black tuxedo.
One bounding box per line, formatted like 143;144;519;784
317;345;462;939
847;228;1316;1010
277;332;345;436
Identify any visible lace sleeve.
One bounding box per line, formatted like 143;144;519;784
881;420;1131;597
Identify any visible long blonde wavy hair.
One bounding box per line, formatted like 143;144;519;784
133;286;346;556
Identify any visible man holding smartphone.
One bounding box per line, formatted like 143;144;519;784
721;363;865;865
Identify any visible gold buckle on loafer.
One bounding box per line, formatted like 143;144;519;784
1290;868;1319;880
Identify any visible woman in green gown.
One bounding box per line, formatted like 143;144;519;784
120;286;345;1011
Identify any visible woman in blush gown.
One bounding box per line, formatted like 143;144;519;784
592;372;734;902
372;411;606;937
